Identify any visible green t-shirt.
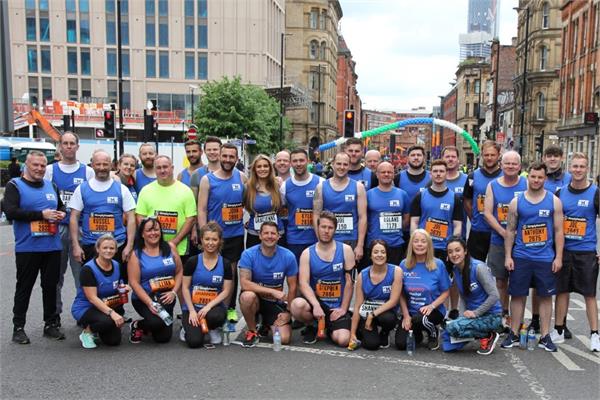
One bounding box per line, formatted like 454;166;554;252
136;180;197;255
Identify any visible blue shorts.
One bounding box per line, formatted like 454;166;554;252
509;257;556;297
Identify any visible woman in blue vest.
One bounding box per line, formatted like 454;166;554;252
396;229;450;351
181;222;233;348
71;234;126;348
243;155;284;248
128;217;183;343
442;237;503;355
349;240;403;350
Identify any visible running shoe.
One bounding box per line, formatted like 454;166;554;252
209;329;222;344
563;326;572;339
590;332;600;352
427;335;440;351
447;309;459;320
12;327;30;345
549;328;565;344
227;308;238;323
477;332;500;355
179;326;186;342
242;330;259;348
527;319;540;334
501;331;519;348
129;320;143;344
43;323;65;340
302;325;317;344
379;331;390;349
79;330;97;349
538;334;557;352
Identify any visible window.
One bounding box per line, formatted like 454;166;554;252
28;76;39;105
26;0;36;41
67;47;78;74
39;0;50;41
42;77;52;101
122;50;130;77
309;8;318;29
465;80;470;94
145;0;155;46
68;78;78;100
320;10;326;30
595;3;600;47
122;81;131;109
106;0;116;45
146;50;156;78
159;51;169;78
121;0;129;46
185;0;194;48
172;94;185;111
474;79;481;94
542;2;549;29
40;46;51;73
66;0;77;43
540;46;548;70
582;12;588;52
185;52;195;79
309;40;318;59
320;41;326;60
537;93;545;119
107;80;117;103
474;103;480;118
198;53;208;80
572;21;578;57
310;102;317;122
27;46;37;73
309;71;318;90
81;79;91;99
198;24;207;48
80;0;90;44
198;0;207;17
158;0;168;46
465;103;470;118
80;48;90;75
107;49;117;76
158;93;171;111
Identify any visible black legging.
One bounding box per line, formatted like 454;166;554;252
181;307;227;348
132;298;174;343
357;310;398;350
78;307;123;346
395;309;444;350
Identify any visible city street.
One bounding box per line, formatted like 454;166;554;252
0;225;598;400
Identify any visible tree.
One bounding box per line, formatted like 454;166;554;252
194;76;291;154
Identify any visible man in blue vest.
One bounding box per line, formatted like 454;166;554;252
177;140;203;187
344;138;377;190
4;151;67;343
134;143;157;194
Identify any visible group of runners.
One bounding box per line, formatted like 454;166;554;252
4;132;599;356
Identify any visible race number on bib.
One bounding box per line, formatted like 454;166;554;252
253;212;277;231
522;223;548;246
30;220;57;236
294;208;313;228
222;203;243;225
425;218;449;241
60;190;73;207
89;213;116;234
359;300;385;318
497;204;509;225
563;217;586;240
477;195;485;212
155;211;178;235
191;285;218;306
334;212;353;233
149;276;175;292
315;280;341;300
379;212;402;232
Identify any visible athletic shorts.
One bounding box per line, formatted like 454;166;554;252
222;235;244;262
556;251;599;297
509;257;556;297
258;298;290;327
467;230;491;263
304;297;351;332
487;244;508;279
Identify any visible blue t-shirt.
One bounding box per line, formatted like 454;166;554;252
400;258;451;316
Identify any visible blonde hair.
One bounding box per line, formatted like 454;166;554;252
404;229;437;271
243;154;281;213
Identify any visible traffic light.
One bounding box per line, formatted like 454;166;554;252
62;115;71;132
343;110;355;138
535;134;544;154
143;113;154;143
103;110;115;139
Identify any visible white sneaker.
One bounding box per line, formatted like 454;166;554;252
550;328;565;344
209;328;222;344
179;327;186;342
591;332;600;352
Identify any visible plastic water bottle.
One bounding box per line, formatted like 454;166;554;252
519;323;528;349
407;330;416;356
273;327;282;351
527;327;536;351
152;302;173;326
223;328;230;346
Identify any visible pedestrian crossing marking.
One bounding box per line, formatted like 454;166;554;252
551;349;584;371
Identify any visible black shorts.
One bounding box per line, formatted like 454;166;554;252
258;298;290;327
305;298;351;332
222;235;244;262
467;230;491;262
556;251;599;297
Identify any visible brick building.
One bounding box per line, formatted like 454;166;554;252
441;86;458;148
487;40;516;147
336;35;360;135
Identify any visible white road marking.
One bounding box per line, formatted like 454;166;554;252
560;343;600;365
506;351;551;400
550;349;584;371
575;335;592;351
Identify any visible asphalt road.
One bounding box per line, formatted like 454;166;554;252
0;224;599;400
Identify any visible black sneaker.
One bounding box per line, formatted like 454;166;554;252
291;319;305;330
302;325;317;344
379;331;390;349
501;331;519;348
527;320;540;334
12;327;30;344
427;335;440;350
448;309;459;320
257;323;270;338
43;323;65;340
563;326;573;340
242;330;259;348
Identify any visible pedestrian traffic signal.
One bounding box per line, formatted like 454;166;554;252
535;134;544;154
103;110;115;138
143;114;154;143
343;110;355;138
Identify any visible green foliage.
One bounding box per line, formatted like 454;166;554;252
193;76;291;154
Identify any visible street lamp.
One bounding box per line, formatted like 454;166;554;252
189;84;198;126
514;6;530;158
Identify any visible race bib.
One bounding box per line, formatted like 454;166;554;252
30;220;57;236
222;203;243;225
379;211;402;231
294;208;313;228
259;283;284;301
477;195;485;212
155;211;178;235
103;294;122;309
497;204;509;225
425;217;449;241
59;190;73;207
253;211;277;231
359;300;385;318
191;285;218;306
522;223;548;246
315;279;341;300
89;213;115;234
334;212;353;233
149;276;175;292
563;217;586;240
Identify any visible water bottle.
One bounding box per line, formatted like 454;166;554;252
527;327;536;351
519;323;528;349
118;280;128;305
223;328;230;346
273;327;282;351
152;302;173;326
407;330;416;356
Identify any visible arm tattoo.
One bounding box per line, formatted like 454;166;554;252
239;269;252;282
506;208;517;233
313;184;323;213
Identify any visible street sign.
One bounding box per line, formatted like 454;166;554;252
187;126;198;140
95;129;105;139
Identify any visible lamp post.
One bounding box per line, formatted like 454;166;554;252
515;6;530;158
491;39;500;141
116;0;124;157
189;84;198;126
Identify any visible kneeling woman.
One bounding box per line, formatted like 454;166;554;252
71;234;126;348
442;237;502;355
181;222;233;348
128;217;183;343
396;229;450;351
350;240;403;350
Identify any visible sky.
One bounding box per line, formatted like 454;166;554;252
340;0;518;112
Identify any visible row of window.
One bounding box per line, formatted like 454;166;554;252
309;40;328;60
309;8;327;30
